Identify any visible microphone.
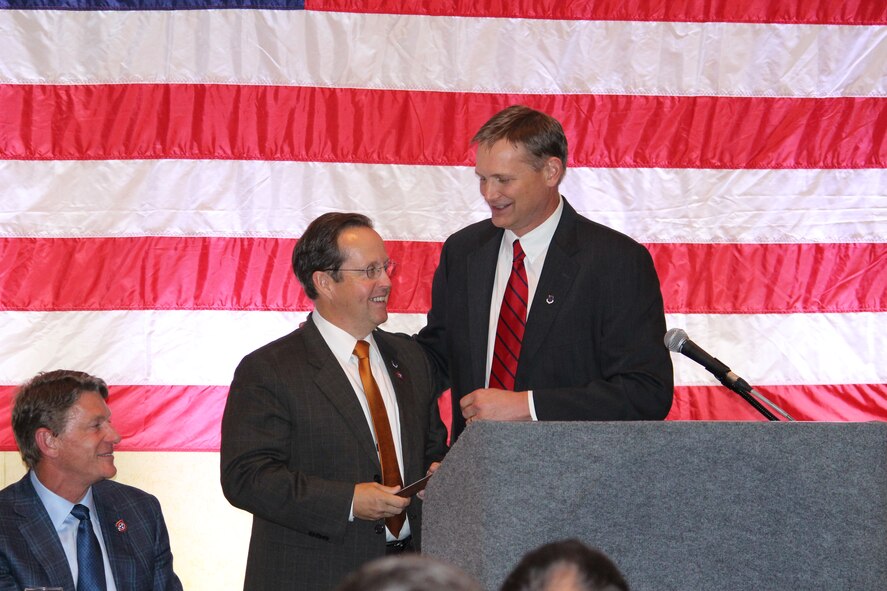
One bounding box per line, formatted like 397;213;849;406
664;328;794;421
663;328;752;395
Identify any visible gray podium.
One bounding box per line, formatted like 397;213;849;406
422;421;887;590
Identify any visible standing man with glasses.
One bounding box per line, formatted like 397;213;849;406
417;105;674;443
0;369;183;591
221;212;448;591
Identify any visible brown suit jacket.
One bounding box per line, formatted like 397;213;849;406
220;316;448;591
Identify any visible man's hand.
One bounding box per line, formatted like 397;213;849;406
353;483;410;521
417;461;441;501
460;388;531;423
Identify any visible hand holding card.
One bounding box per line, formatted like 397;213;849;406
395;474;432;498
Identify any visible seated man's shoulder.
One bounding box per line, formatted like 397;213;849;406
0;474;32;504
93;479;161;510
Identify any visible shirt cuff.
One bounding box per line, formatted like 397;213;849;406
528;390;538;421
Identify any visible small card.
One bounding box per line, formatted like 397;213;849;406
395;474;432;497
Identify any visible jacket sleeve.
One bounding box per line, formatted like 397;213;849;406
219;351;357;543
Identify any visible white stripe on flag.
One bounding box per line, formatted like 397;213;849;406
1;160;883;243
1;10;884;97
0;310;883;387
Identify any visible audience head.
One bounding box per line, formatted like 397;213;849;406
335;555;482;591
500;539;629;591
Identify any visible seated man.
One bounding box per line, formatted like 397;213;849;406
0;369;183;591
500;539;629;591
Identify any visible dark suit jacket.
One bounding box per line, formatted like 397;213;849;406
0;474;183;591
417;198;674;442
220;317;449;591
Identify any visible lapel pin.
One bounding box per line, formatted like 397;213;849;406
546;294;555;304
394;371;404;380
391;360;399;369
115;519;127;533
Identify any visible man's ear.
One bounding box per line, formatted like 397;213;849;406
312;270;331;298
545;157;564;186
35;427;59;459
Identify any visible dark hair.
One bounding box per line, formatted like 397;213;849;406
472;105;568;172
335;555;482;591
292;212;374;300
12;370;109;470
500;539;629;591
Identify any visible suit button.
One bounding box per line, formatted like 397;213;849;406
373;474;381;483
374;524;384;535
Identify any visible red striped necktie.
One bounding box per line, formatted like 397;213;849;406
489;239;528;391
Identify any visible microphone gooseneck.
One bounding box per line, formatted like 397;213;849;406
663;328;794;421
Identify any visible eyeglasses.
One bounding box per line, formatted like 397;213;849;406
327;260;397;280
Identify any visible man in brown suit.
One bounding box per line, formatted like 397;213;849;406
221;213;448;591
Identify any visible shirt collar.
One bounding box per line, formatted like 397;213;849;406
30;470;96;529
503;195;564;262
312;310;378;365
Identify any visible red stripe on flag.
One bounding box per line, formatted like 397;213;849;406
649;242;887;315
1;237;884;314
0;237;441;313
305;0;887;25
666;383;887;422
2;85;884;169
0;385;226;453
3;383;885;453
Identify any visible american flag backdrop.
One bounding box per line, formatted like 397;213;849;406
1;1;885;587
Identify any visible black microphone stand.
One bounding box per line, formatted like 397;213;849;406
664;328;794;421
721;376;781;421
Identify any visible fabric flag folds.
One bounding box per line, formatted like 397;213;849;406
0;1;885;456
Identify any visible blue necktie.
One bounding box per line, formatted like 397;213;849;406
71;504;107;591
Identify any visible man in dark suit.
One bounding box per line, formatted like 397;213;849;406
221;212;449;591
0;370;183;591
417;105;674;442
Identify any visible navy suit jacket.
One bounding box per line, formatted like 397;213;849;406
0;474;182;591
220;318;449;591
417;198;674;442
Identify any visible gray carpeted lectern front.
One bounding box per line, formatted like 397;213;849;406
422;421;887;590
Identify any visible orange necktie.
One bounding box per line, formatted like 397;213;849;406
353;339;405;537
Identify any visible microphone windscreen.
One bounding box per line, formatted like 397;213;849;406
664;328;689;352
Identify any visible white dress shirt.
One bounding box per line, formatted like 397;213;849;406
485;196;565;419
312;310;410;541
30;470;119;591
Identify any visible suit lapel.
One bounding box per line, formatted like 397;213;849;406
467;229;503;388
518;202;580;377
14;477;76;590
303;318;381;468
